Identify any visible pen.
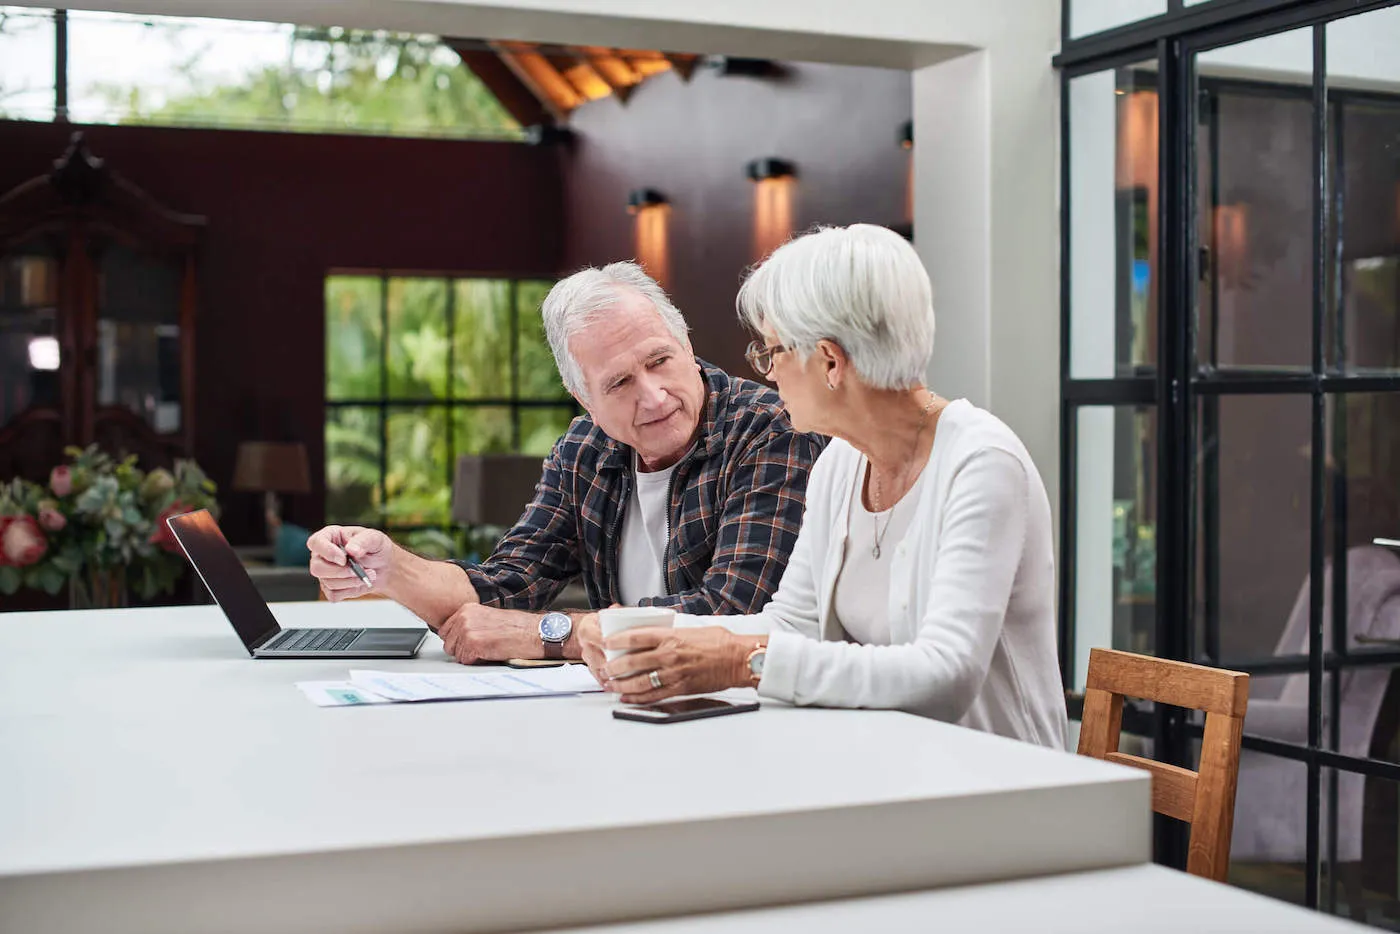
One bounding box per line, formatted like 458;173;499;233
346;554;372;587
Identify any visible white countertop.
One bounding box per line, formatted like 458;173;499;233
539;864;1372;933
0;601;1151;933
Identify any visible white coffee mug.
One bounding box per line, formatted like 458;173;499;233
598;606;676;664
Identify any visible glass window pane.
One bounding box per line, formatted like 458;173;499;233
386;277;448;401
1230;753;1310;908
1318;392;1400;771
453;406;512;456
325;405;381;525
385;406;448;526
1196;29;1314;372
1328;9;1400;375
1072;405;1157;689
519;406;578;456
95;244;184;433
1069;0;1167;41
1069;63;1159;379
0;248;60;425
1319;767;1396;924
326;276;383;400
1193;395;1312;667
453;279;512;400
66;12;521;140
0;7;55;121
516;279;570;401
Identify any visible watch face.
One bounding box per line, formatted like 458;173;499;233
749;650;766;676
539;612;572;643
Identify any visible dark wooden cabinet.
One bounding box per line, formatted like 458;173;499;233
0;134;204;480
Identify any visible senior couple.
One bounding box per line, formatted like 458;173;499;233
309;224;1067;748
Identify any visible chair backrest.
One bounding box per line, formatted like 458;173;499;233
1077;647;1249;882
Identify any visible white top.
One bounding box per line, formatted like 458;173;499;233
681;400;1068;749
832;459;928;645
0;601;1146;934
617;451;682;605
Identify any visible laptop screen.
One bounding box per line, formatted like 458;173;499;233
167;509;282;653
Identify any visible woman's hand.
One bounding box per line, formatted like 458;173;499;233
574;612;607;684
603;626;757;704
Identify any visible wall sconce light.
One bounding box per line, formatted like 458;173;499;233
745;157;796;182
627;188;671;288
1213;203;1249;289
747;158;796;260
704;56;783;78
899;119;914;234
627;188;668;213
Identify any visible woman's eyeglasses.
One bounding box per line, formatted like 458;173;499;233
744;340;789;377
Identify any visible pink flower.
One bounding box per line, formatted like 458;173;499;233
149;503;190;554
1;514;48;567
38;506;66;532
50;465;72;497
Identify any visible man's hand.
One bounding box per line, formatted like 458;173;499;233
308;525;393;601
602;626;756;704
439;605;547;665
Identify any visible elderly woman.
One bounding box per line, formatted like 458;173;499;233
586;224;1067;748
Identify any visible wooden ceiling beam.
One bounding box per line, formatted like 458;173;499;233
490;41;581;122
444;39;553;128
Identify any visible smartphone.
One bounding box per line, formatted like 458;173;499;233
505;657;571;669
612;697;759;724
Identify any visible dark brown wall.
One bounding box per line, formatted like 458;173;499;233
560;61;912;377
0;120;564;542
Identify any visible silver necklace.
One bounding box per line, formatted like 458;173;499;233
869;392;938;559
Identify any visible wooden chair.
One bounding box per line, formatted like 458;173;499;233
1077;647;1249;882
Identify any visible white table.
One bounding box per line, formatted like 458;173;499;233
0;601;1149;934
539;864;1372;933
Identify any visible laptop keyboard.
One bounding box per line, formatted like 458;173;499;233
264;628;364;652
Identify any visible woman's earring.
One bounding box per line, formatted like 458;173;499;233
826;380;836;391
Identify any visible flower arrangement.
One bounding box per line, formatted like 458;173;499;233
0;445;219;606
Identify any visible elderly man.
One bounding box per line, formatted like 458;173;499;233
307;262;824;665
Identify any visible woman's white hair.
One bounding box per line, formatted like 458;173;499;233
737;224;935;390
540;261;690;399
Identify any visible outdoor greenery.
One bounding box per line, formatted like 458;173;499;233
326;275;575;533
91;22;523;139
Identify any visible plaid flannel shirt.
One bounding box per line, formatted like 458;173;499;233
454;359;825;614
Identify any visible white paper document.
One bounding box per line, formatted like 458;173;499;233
348;664;603;703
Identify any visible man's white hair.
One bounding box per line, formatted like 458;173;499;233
540;262;690;399
737;224;935;390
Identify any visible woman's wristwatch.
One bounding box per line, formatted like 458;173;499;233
745;643;766;687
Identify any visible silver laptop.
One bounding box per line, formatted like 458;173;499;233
167;509;427;658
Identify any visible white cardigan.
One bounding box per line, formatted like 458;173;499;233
681;400;1068;748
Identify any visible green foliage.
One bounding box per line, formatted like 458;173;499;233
326;276;575;534
89;25;521;140
0;446;220;601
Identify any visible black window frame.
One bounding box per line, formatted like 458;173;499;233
1058;0;1400;910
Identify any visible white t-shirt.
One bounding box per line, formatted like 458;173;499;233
832;459;928;645
617;451;684;606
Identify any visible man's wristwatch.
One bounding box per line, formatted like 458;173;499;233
538;612;573;660
745;644;766;687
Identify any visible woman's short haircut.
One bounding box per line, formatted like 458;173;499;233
540;261;690;399
737;224;935;389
